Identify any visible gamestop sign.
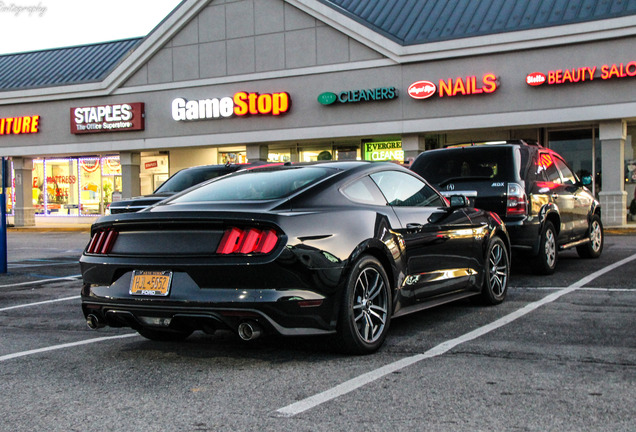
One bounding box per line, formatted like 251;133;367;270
172;91;291;121
71;103;145;134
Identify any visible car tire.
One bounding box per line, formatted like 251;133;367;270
576;214;603;259
137;327;192;342
533;221;557;275
337;255;391;355
479;236;510;305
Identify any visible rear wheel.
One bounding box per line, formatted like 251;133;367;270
479;237;509;305
337;255;391;355
533;221;557;275
576;214;603;258
137;327;192;342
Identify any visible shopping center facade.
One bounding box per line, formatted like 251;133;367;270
1;0;635;226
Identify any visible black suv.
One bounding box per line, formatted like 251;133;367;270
109;163;255;214
410;140;603;274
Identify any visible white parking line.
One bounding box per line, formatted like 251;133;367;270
0;334;139;362
0;295;81;312
275;253;636;418
0;274;81;289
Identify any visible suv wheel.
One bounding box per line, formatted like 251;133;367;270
533;221;557;275
576;214;603;258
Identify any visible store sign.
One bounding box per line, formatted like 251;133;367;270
526;61;636;86
172;91;290;121
0;115;40;135
407;81;437;100
364;141;404;161
408;74;498;99
317;87;398;105
71;103;145;134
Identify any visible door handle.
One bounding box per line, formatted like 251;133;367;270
406;223;424;232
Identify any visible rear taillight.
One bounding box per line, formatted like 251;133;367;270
506;182;527;216
86;229;118;254
216;227;279;255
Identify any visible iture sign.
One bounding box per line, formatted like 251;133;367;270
0;115;40;135
172;91;290;121
71;103;145;134
408;74;498;99
526;61;636;86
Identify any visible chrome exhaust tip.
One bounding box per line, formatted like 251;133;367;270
237;321;262;341
86;314;105;330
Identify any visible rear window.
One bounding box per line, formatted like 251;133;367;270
170;167;335;202
411;147;513;186
154;167;230;193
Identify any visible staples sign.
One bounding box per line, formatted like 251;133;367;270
71;102;145;134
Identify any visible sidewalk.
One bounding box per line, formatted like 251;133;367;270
6;216;97;232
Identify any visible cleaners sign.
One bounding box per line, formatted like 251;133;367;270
526;61;636;86
71;103;145;134
317;87;398;105
364;141;404;162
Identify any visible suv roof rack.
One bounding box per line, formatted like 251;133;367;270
445;139;542;148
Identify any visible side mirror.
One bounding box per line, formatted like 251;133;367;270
448;195;468;209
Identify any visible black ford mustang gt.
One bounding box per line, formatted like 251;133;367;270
80;161;510;354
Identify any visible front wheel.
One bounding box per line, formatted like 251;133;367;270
533;221;557;275
479;237;510;305
337;255;391;355
576;214;603;258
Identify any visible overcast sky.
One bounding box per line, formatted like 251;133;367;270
0;0;182;54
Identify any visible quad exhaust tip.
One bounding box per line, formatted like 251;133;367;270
237;321;262;341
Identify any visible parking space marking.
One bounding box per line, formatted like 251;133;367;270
0;334;139;362
0;295;80;312
275;253;636;418
0;274;81;289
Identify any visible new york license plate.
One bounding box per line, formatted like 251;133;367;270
130;270;172;296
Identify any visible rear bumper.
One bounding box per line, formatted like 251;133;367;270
81;268;341;336
504;217;542;254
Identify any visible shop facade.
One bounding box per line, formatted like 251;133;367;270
1;0;635;227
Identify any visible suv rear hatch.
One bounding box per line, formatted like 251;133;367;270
411;146;518;217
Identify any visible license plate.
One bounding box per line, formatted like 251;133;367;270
130;270;172;296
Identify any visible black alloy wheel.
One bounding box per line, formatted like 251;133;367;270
337;255;391;354
479;237;509;305
533;221;557;275
576;214;604;258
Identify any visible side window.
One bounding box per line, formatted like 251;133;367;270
554;157;577;185
539;153;562;184
341;176;387;206
370;171;444;207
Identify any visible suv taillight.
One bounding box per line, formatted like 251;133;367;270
86;229;118;254
506;182;527;216
216;227;279;254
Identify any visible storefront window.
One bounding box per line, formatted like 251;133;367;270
44;159;79;215
300;149;333;162
101;156;122;210
79;158;102;214
219;152;246;164
268;151;291;163
548;129;600;196
625;129;635;218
